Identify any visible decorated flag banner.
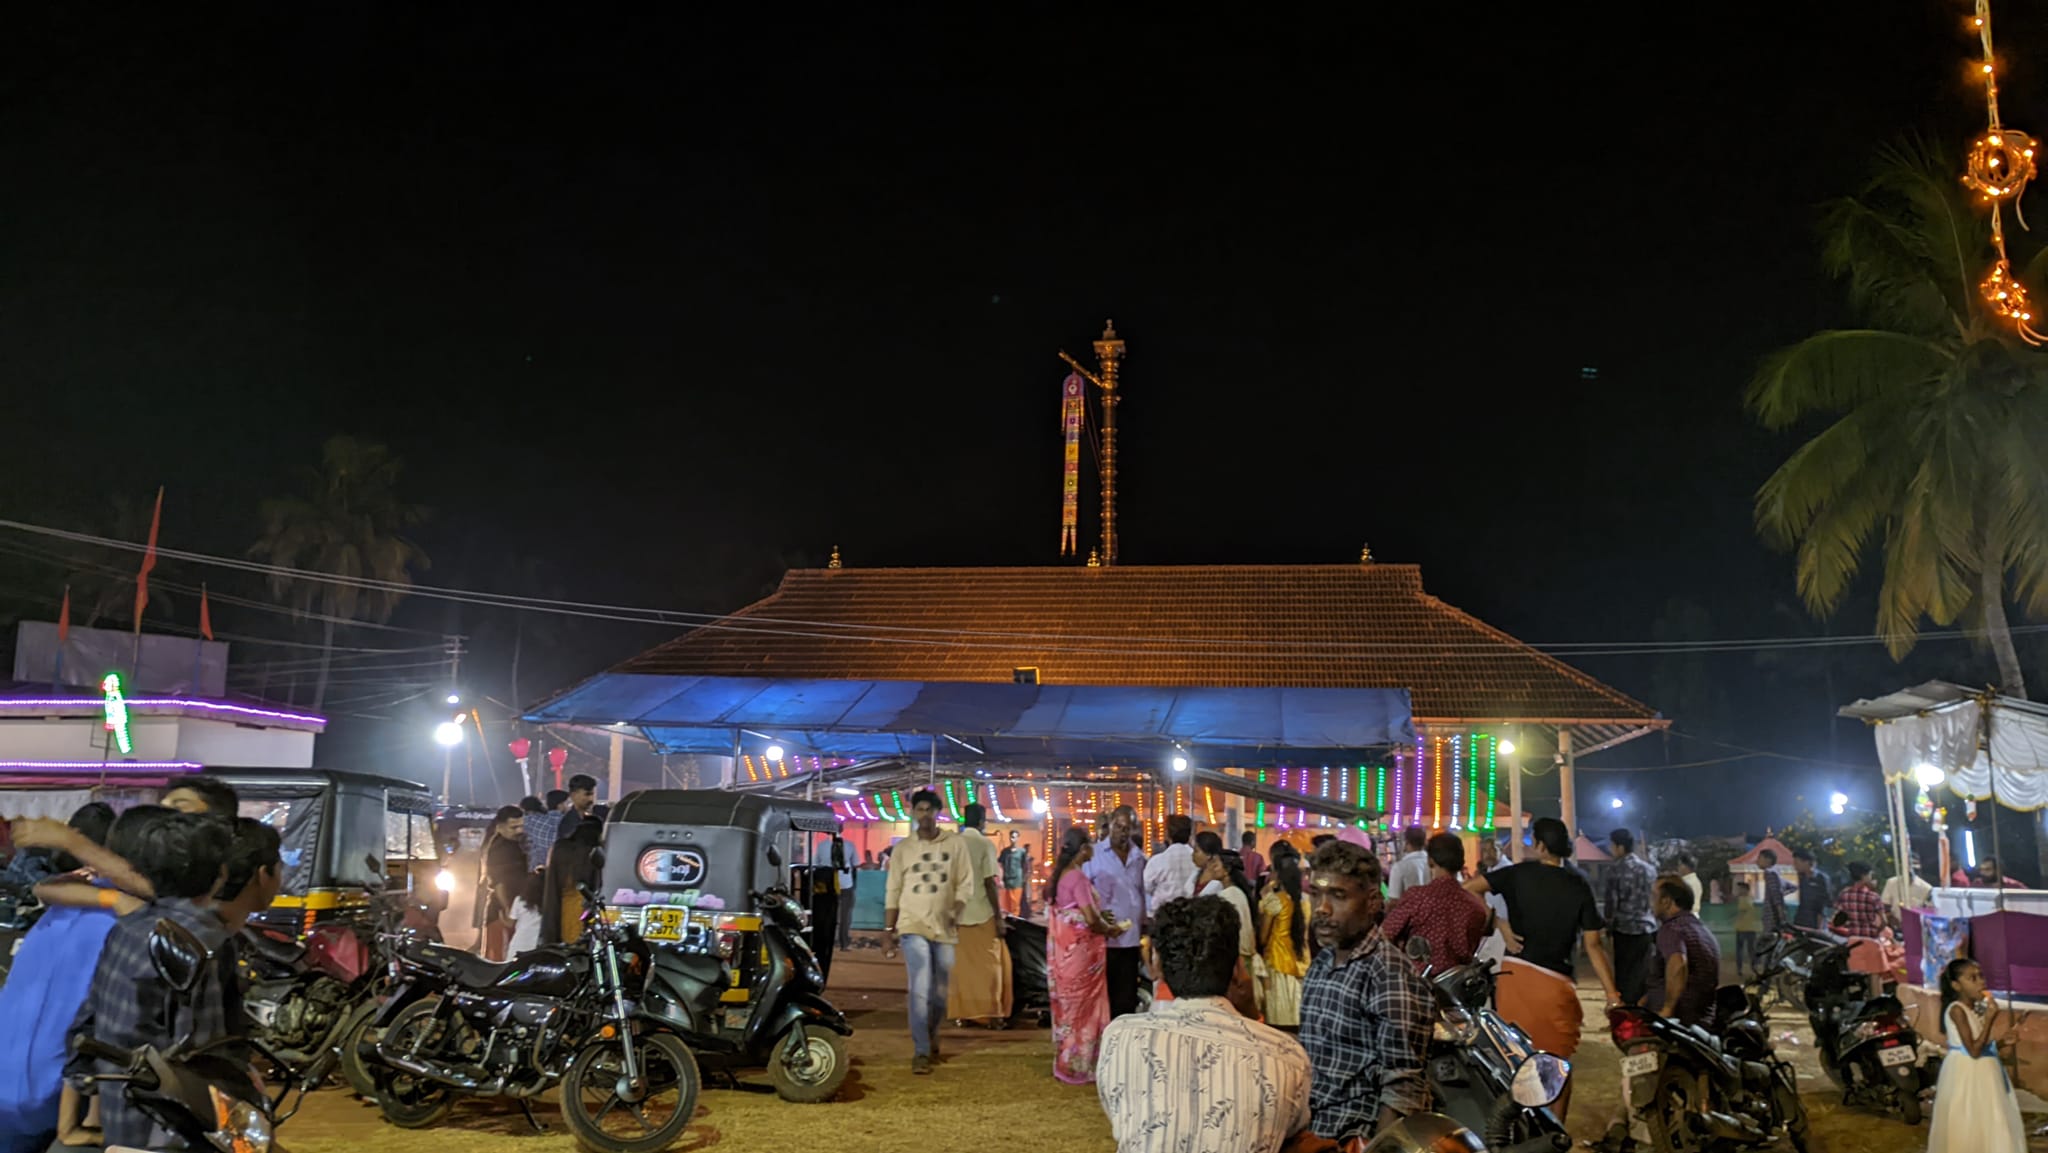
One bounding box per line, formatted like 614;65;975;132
1059;373;1084;555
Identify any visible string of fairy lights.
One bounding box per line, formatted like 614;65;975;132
1966;0;2043;342
823;739;1511;840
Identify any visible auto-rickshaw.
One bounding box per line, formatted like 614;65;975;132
214;769;448;935
596;789;840;1016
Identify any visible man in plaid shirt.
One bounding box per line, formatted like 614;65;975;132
1834;862;1886;939
67;813;243;1151
1758;848;1791;933
1300;840;1432;1145
1604;829;1659;1006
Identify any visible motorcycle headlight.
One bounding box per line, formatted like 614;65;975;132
208;1085;272;1153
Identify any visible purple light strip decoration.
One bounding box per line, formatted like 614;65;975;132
1390;751;1403;820
0;760;204;772
0;698;326;726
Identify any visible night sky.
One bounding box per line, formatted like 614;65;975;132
1;4;2042;835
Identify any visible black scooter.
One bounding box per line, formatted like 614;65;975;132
635;842;853;1102
1804;941;1928;1124
1610;964;1811;1153
1410;940;1572;1152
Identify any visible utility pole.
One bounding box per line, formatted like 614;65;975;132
441;634;465;805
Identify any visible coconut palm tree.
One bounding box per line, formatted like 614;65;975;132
1748;137;2048;698
249;436;429;708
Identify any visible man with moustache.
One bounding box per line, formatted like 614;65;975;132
1298;839;1433;1146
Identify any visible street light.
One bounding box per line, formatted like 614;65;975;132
1171;756;1189;773
1031;798;1051;815
1608;796;1625;810
445;693;461;706
433;720;464;748
1829;791;1849;816
766;744;786;762
1498;739;1517;756
1913;763;1946;789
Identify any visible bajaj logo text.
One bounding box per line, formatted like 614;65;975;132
636;847;707;887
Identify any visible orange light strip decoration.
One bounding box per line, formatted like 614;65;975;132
1203;786;1217;825
1966;0;2044;342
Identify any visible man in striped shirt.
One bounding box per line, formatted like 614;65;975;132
1097;896;1311;1153
1833;862;1886;939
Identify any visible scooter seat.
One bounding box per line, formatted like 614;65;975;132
241;930;304;967
656;949;726;986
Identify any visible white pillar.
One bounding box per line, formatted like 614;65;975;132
1558;729;1577;838
608;731;625;803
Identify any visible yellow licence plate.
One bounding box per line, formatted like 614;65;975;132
642;907;687;942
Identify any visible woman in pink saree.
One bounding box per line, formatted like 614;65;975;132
1048;826;1118;1084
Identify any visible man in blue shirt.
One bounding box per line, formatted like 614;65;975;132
1082;805;1147;1017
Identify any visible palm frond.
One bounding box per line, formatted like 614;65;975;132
1743;330;1949;429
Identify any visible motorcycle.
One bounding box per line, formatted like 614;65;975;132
363;847;703;1153
239;855;442;1097
1755;927;1830;1012
1803;940;1928;1123
630;841;854;1102
1609;964;1811;1153
1408;940;1571;1152
77;917;304;1153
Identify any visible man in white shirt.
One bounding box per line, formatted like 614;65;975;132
884;789;977;1074
1098;895;1312;1153
1142;814;1200;918
1881;856;1934;927
1386;824;1431;901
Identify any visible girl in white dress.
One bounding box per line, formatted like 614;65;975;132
1927;957;2026;1153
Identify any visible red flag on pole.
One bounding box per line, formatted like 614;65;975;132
133;486;163;635
199;583;214;642
58;585;71;644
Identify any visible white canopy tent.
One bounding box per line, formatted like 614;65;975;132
1839;680;2048;905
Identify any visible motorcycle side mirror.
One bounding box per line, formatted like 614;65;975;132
147;918;212;995
765;843;783;868
588;846;606;871
1510;1052;1570;1108
1406;937;1433;964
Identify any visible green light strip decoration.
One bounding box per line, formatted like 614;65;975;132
1375;764;1387;813
872;793;890;821
100;672;133;756
943;780;961;821
1256;769;1267;828
890;789;909;821
965;779;977;804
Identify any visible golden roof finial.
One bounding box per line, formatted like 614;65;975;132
1087;549;1102;568
828;545;842;570
1360;543;1374;565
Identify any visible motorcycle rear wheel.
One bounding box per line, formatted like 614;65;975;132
1642;1067;1706;1153
768;1029;849;1103
561;1031;702;1153
373;1001;455;1129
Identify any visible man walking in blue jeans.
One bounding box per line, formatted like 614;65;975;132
884;789;975;1075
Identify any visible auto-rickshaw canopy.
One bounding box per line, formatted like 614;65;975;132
600;789;837;914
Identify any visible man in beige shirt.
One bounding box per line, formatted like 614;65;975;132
885;789;976;1074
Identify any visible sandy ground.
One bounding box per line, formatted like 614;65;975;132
278;944;2046;1153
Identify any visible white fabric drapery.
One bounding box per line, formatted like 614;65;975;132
0;789;95;821
1872;698;2048;812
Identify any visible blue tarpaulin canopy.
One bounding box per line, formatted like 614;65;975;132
526;675;1413;767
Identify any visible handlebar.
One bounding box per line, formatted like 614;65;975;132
74;1036;136;1066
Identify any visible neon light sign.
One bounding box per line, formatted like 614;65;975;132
100;672;133;755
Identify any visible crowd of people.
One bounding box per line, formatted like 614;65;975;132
0;776;279;1153
473;773;607;958
873;800;1978;1152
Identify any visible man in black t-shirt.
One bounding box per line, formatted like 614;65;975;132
1465;818;1619;1122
